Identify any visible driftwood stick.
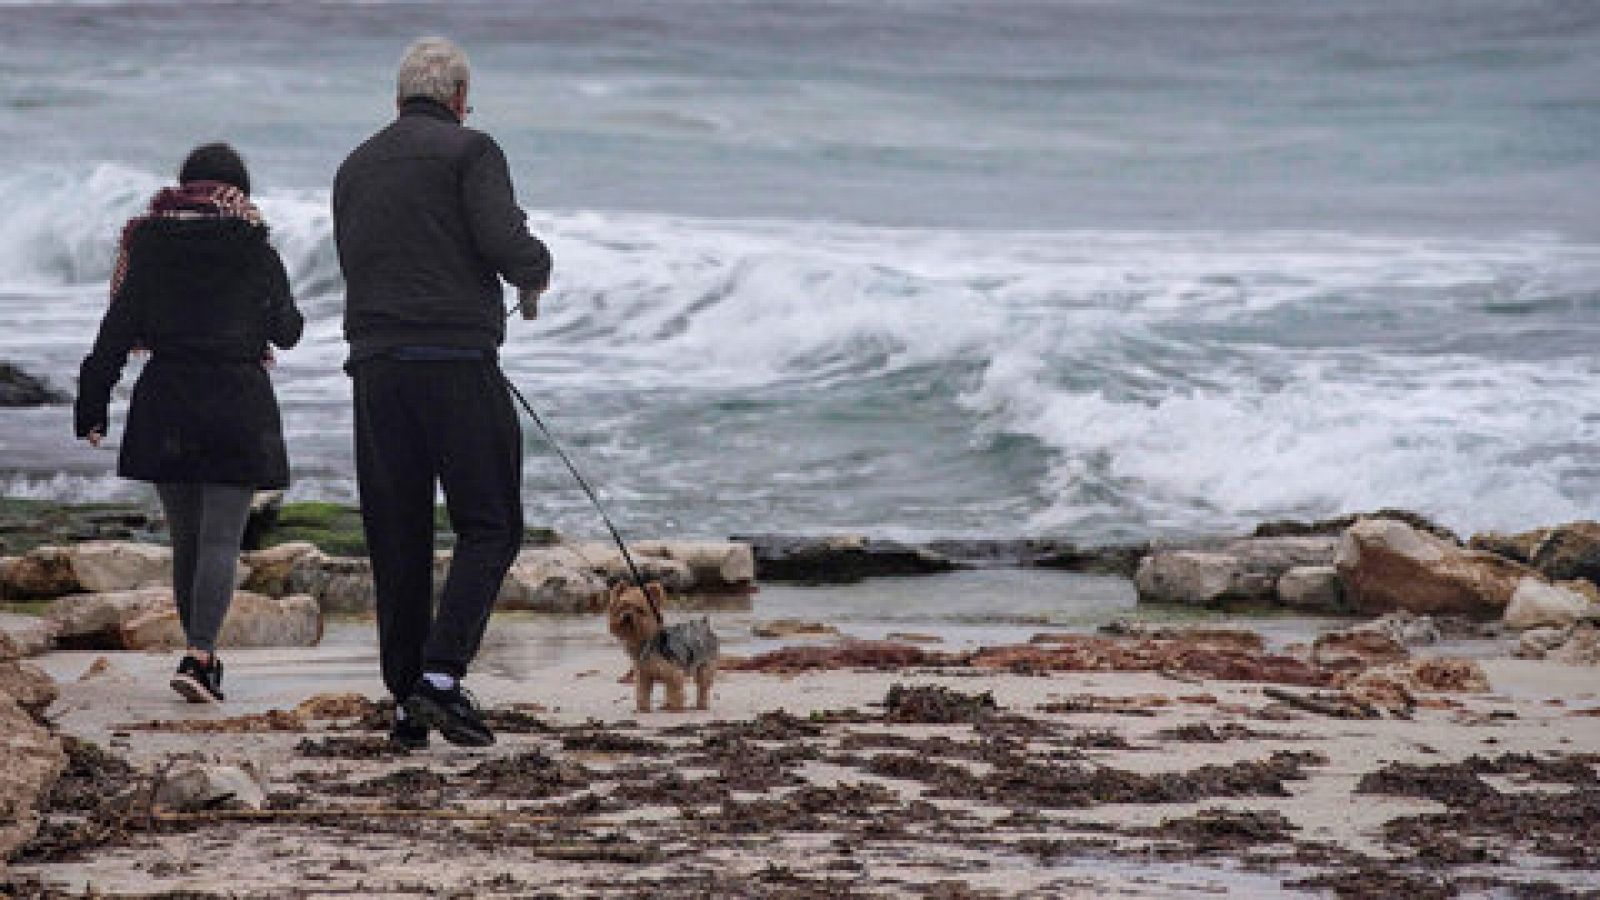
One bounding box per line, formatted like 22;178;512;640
151;807;561;825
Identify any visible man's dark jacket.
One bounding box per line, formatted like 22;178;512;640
75;217;304;488
333;97;552;361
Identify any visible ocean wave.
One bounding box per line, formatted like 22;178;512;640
3;164;1599;539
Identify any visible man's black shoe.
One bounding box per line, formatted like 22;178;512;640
170;655;224;703
389;715;429;750
403;679;495;747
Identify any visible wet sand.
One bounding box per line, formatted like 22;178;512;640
11;605;1600;899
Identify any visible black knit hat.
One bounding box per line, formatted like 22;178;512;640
178;142;251;195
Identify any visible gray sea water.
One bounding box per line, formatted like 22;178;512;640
1;0;1598;543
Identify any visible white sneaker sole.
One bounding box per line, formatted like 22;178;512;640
170;674;218;704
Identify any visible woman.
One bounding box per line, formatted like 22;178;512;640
75;143;303;703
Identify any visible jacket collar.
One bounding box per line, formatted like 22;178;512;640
399;96;461;125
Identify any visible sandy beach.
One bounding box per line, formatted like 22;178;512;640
7;605;1599;899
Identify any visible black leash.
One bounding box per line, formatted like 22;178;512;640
502;295;655;611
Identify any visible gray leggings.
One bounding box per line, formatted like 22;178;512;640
156;482;254;654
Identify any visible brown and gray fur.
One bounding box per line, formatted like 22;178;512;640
606;582;719;712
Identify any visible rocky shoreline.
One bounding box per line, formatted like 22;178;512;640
2;500;1598;896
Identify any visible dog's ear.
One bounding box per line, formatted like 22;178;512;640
644;582;666;621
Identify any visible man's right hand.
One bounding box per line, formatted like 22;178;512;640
517;286;542;320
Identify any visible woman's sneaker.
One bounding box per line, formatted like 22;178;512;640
170;655;225;703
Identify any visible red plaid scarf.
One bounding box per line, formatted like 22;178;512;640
110;180;263;300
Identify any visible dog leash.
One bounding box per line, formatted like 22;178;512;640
503;295;659;621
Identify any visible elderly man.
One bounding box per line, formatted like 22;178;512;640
333;37;551;748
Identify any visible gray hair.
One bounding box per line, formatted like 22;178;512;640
396;37;470;105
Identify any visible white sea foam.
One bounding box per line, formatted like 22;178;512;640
3;165;1598;539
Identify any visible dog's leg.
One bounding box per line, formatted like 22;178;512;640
694;664;715;710
634;667;653;713
662;670;688;712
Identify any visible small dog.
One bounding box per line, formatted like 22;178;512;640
606;581;719;713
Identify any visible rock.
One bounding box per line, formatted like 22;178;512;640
1311;628;1409;671
751;619;842;640
1276;566;1346;613
1334;518;1532;616
119;592;322;650
630;540;756;590
1254;508;1459;544
734;533;959;583
1549;621;1600;666
0;361;69;407
1469;528;1548;566
0;691;66;868
1218;535;1341;572
50;588;320;650
286;551;376;614
1515;626;1569;659
240;541;320;596
5;545;79;598
0;614;57;659
1503;577;1596;631
154;764;265;813
922;538;1149;578
556;543;694;591
1360;610;1442;647
0;661;57;721
48;587;169;648
1529;521;1600;585
499;558;607;613
68;540;172;592
1134;551;1276;608
1135;536;1339;610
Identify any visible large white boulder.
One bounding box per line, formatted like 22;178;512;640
1502;577;1597;631
1335;518;1531;616
68;540;172;592
1134;551;1267;607
630;540;756;590
499;559;608;613
121;592;322;650
1276;565;1345;613
546;542;694;591
48;588;321;650
48;587;170;646
286;551;376;614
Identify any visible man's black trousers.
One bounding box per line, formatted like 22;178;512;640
352;356;523;700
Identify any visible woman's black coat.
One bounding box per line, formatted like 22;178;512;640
75;216;303;489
